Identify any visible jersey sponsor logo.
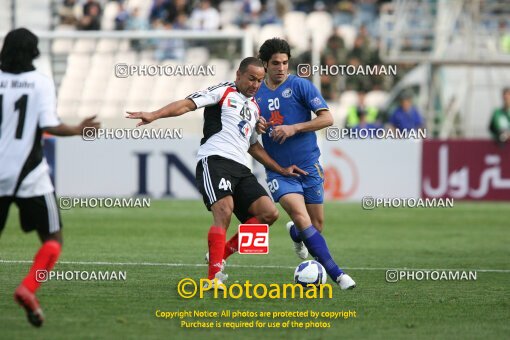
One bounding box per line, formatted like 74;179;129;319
282;87;292;98
237;120;252;139
238;224;269;254
269;111;284;125
310;97;322;106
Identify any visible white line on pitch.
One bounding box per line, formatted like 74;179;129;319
0;259;509;273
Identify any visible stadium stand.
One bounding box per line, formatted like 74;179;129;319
2;0;509;135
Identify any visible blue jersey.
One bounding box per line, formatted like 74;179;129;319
256;75;328;168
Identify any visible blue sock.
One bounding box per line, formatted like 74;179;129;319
300;225;344;281
289;224;302;242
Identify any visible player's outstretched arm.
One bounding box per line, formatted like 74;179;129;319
44;115;100;136
126;99;197;127
271;109;333;144
248;141;308;177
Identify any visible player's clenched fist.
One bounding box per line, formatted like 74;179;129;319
256;117;273;134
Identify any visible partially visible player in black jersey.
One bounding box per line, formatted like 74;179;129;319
0;28;99;327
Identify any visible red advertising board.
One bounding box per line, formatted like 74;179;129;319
422;140;510;200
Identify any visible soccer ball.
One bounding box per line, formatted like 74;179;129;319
294;260;327;287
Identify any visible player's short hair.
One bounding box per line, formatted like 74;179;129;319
503;87;510;96
258;38;291;63
238;57;264;73
0;28;40;74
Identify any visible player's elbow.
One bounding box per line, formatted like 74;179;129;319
323;113;334;127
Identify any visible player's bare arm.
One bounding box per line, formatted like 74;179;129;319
126;98;197;126
44;115;100;136
271;109;333;144
248;141;308;177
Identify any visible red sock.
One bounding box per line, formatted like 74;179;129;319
223;233;239;260
21;240;62;293
208;226;226;279
223;217;261;260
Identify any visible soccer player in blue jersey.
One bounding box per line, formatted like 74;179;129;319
255;38;356;289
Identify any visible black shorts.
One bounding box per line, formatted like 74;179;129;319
0;193;62;235
195;155;269;223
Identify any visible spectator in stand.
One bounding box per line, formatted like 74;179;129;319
344;56;372;92
322;33;348;66
114;2;130;30
259;0;292;26
320;54;340;100
354;0;378;28
155;21;187;61
389;91;425;133
59;0;78;26
292;0;315;12
350;109;384;138
78;0;101;30
489;87;510;145
173;13;189;30
237;0;262;27
345;91;379;129
332;1;355;26
167;0;192;26
499;20;510;53
190;0;220;30
128;7;150;31
127;7;150;51
368;44;394;91
349;34;373;65
149;0;170;24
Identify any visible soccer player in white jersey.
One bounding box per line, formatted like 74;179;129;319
0;28;99;327
127;57;306;287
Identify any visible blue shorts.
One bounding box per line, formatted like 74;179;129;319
266;162;324;204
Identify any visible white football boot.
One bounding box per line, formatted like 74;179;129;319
202;272;228;291
336;273;356;290
286;222;309;259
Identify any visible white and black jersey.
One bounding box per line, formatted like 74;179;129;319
0;70;60;197
187;81;261;167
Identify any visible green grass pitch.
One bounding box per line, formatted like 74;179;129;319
0;200;509;339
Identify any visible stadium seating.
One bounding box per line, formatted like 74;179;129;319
364;90;389;109
337;25;357;50
283;11;309;53
339;91;359;107
257;24;286;48
0;1;394;130
306;11;334;51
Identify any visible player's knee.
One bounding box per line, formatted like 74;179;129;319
211;200;234;227
40;231;63;246
291;212;311;229
312;219;324;232
213;200;233;215
260;207;278;225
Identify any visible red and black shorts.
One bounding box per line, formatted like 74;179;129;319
195;155;269;223
0;192;62;235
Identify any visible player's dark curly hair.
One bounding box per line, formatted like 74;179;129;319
0;28;39;74
258;38;291;63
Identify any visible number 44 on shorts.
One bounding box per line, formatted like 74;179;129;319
218;178;232;191
238;224;269;254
